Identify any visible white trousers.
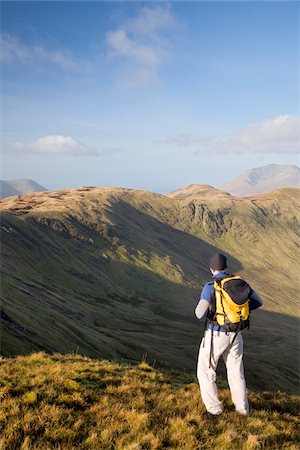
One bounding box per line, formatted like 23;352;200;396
197;329;249;415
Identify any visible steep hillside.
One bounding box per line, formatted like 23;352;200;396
0;179;48;198
221;164;300;196
0;353;299;449
1;186;299;394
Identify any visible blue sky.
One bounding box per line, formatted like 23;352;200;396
1;1;299;192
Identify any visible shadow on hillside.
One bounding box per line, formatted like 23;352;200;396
104;198;243;273
248;390;300;415
1;199;299;395
242;309;300;395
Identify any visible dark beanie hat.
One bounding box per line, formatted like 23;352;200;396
209;253;227;270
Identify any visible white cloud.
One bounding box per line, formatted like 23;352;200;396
162;115;300;154
225;115;299;151
0;33;76;70
124;4;178;36
33;45;75;70
7;135;122;157
31;135;95;155
0;33;30;63
106;5;180;86
107;29;161;67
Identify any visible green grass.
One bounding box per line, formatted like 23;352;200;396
0;353;299;449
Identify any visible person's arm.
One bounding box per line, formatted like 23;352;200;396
249;288;263;310
195;299;210;319
195;282;213;319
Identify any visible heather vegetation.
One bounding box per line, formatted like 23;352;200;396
0;353;299;449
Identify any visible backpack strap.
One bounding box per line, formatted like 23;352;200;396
209;327;214;369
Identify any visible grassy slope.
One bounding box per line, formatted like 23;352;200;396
0;353;299;450
1;187;299;394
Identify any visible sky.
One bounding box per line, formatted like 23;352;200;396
1;0;299;193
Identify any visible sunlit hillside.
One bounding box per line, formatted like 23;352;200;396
0;353;299;450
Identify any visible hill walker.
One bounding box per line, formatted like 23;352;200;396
195;253;263;416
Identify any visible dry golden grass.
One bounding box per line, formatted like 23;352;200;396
0;352;299;449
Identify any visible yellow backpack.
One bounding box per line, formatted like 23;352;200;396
211;275;250;332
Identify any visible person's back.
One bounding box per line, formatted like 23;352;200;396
195;253;263;416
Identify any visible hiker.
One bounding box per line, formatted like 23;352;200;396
195;253;263;416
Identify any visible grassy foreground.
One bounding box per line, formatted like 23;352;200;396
0;353;299;450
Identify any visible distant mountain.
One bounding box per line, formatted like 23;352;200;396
0;181;20;198
221;164;300;196
0;179;48;198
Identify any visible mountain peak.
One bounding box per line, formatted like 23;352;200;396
221;164;300;196
166;184;231;199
